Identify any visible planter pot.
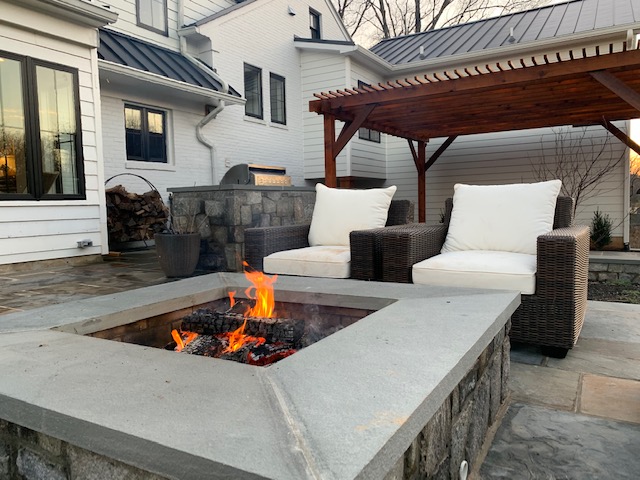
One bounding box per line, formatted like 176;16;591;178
154;233;201;278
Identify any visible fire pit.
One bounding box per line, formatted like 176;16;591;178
91;267;375;367
0;274;519;479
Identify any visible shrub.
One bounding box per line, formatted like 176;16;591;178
591;209;613;250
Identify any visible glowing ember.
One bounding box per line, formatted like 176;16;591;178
221;318;266;353
171;329;198;352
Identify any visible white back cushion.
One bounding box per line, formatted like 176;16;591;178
308;184;397;246
441;180;562;255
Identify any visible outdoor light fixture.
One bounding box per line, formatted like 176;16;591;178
288;5;296;15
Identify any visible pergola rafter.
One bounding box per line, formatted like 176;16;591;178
310;41;640;222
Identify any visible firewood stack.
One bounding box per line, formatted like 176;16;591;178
106;184;169;244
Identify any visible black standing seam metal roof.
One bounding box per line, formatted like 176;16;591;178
370;0;640;65
97;28;240;97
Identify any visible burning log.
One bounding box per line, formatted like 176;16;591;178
181;308;305;345
175;332;297;366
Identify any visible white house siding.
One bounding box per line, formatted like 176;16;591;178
183;0;237;26
348;61;386;178
0;3;108;265
301;51;349;179
385;126;629;239
197;0;351;186
101;92;216;200
101;0;178;48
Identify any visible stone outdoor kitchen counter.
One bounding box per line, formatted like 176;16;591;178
0;274;519;479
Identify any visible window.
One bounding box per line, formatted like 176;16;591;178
357;81;380;143
270;73;286;125
137;0;168;35
244;64;263;119
125;105;167;163
310;9;321;39
0;51;85;200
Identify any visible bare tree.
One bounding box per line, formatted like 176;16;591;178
531;127;627;216
334;0;548;44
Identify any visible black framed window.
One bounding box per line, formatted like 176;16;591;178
310;9;321;39
137;0;168;35
125;105;167;163
357;81;381;143
270;73;286;125
0;51;85;200
244;64;263;119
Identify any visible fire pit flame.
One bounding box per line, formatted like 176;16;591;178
171;329;198;352
222;317;266;353
242;261;277;318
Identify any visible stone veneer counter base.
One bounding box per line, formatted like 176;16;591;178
0;274;519;479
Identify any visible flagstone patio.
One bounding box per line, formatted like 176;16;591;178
0;248;638;479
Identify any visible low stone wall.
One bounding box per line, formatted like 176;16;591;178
589;260;640;283
0;320;511;480
387;321;511;479
169;185;315;272
0;420;167;480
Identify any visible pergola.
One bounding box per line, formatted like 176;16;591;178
309;42;640;222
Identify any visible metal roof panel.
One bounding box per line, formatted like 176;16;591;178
98;29;240;96
370;0;639;65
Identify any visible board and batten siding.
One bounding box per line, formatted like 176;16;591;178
302;52;388;181
347;61;386;178
386;126;629;238
0;3;107;265
301;51;349;179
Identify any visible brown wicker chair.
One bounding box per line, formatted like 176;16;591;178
244;199;413;276
378;196;589;358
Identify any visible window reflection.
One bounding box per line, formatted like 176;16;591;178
36;66;78;194
0;56;28;194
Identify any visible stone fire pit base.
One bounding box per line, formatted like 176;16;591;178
0;274;518;479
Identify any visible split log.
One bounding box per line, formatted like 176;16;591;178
106;184;168;243
180;308;305;346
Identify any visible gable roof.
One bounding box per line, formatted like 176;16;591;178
98;28;240;96
371;0;640;65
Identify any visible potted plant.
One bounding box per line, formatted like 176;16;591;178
154;195;205;278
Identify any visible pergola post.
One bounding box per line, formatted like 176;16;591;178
417;140;426;222
324;114;337;187
408;139;427;222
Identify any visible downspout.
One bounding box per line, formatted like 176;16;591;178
178;0;230;183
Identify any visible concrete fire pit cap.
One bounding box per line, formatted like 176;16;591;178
0;273;519;480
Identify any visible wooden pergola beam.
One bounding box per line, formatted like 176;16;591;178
426;136;457;171
408;140;427;222
590;70;640;111
323;105;377;187
601;118;640;157
311;48;640;113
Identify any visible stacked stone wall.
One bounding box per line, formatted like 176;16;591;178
0;420;166;480
170;187;315;272
385;321;511;480
589;261;640;284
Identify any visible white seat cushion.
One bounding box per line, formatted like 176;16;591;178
412;250;537;294
263;246;351;278
308;184;397;246
441;180;562;255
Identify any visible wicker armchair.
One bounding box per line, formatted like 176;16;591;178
378;196;589;358
244;199;414;275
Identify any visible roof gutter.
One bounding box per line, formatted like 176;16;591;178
4;0;118;27
177;0;237;184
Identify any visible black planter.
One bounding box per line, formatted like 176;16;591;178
154;233;201;278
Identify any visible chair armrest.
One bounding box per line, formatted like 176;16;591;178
380;224;448;283
536;225;590;301
244;224;310;271
350;224;416;281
